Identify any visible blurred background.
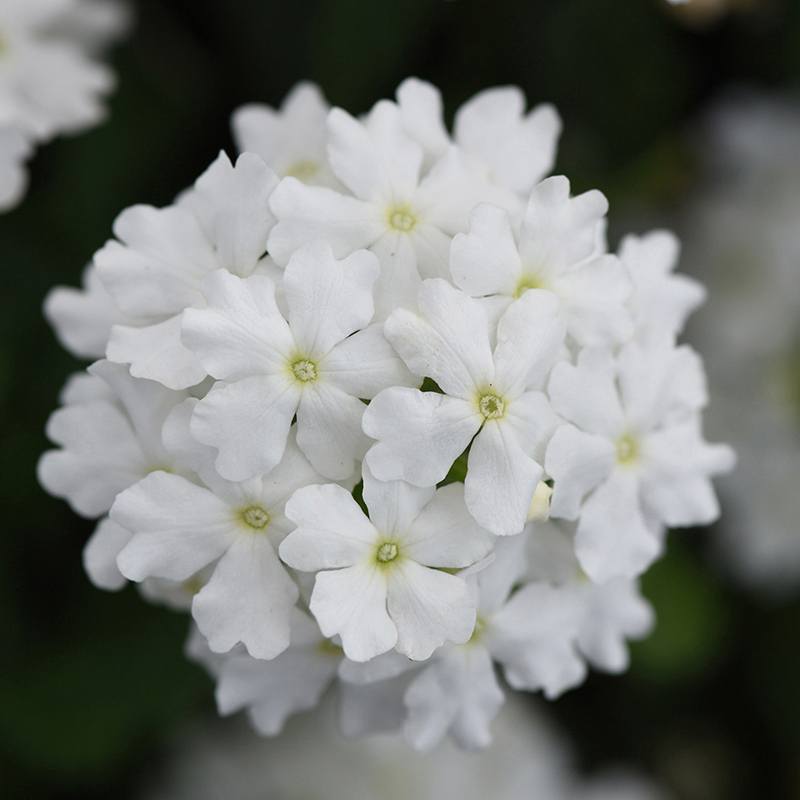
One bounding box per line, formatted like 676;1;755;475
2;0;800;797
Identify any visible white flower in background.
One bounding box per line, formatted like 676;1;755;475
279;468;492;662
620;230;705;347
139;692;671;800
183;241;414;482
682;93;800;592
95;151;279;389
396;77;561;196
232;81;337;187
113;415;320;660
450;175;632;345
0;0;127;211
545;344;734;581
39;78;732;750
363;279;564;536
268;100;512;319
0;126;30;210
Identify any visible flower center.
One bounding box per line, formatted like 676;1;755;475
615;433;640;466
387;204;417;233
469;616;487;644
478;392;506;420
285;159;319;181
291;358;319;383
240;504;271;530
514;272;545;298
376;541;399;564
316;639;343;658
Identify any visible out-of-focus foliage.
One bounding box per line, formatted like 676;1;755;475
2;1;800;798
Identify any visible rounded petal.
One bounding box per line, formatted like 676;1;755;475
363;388;479;487
361;466;435;538
193;534;298;659
83;517;132;591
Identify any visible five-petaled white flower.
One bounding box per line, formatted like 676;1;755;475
450;175;632;346
363;278;564;536
545;344;735;581
182;240;415;482
279;468;492;663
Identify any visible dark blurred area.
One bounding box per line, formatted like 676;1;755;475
2;1;800;798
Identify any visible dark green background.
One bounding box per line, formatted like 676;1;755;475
2;1;799;797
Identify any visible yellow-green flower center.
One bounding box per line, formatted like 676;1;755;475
387;204;417;233
376;541;400;564
285;160;319;181
514;272;545;298
478;392;506;420
469;615;487;644
291;358;319;383
316;639;343;658
615;433;640;466
240;504;271;530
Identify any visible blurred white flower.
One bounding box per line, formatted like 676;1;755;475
0;0;127;210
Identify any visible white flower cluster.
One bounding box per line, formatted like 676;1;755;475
0;0;126;211
40;79;734;750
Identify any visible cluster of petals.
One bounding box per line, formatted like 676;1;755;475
40;78;733;750
0;0;127;211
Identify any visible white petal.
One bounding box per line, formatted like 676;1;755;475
361;466;435;537
193;534;298;659
284;241;378;357
465;421;543;537
369;231;424;321
83;517;132;591
363;388;479;487
492;289;566;396
338;671;413;737
546;424;616;520
388;561;476;660
575;470;661;582
281;483;377;571
95;204;216;318
180;151;278;276
267;178;383;266
547;348;625;437
450;203;522;297
181;270;294;382
403;646;504;751
190;374;299;482
113;472;235;581
322;323;418;399
107;316;207;391
384;279;494;398
520;176;607;274
309;563;396;662
403;483;492;568
38;402;146;517
327;102;422;201
503;390;560;464
396;77;450;159
454;87;561;194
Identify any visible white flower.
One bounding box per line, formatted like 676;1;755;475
214;609;344;735
182;241;414;482
232;81;336;186
545;344;735;581
363;279;564;536
396;78;561;196
450;175;632;346
113;417;320;660
0;126;30;210
621;230;705;346
279;468;492;662
268;100;508;319
95;151;279;389
44;264;128;359
0;0;125;210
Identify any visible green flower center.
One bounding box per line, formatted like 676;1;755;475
478;392;506;420
291;358;319;383
514;272;545;298
240;504;271;530
615;433;640;466
387;204;417;233
285;160;319;181
316;639;343;658
376;541;399;564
